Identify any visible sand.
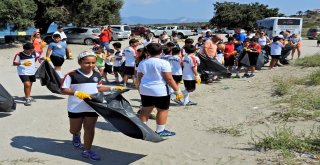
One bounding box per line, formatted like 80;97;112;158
0;37;320;165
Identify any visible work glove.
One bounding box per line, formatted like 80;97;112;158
68;53;73;59
195;75;201;84
174;90;183;100
44;57;51;62
111;86;126;91
74;91;92;100
22;61;32;66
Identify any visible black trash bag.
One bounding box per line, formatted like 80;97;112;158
84;89;164;143
256;50;266;70
240;53;250;67
35;61;62;94
279;44;293;65
0;84;16;112
197;53;228;76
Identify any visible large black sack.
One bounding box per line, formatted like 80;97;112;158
0;84;16;112
256;51;266;70
197;53;228;76
240;53;250;67
279;44;293;65
84;90;164;143
35;61;62;94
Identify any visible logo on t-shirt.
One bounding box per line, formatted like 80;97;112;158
93;77;98;82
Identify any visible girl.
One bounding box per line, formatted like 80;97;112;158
269;36;284;69
32;32;46;63
61;51;123;161
290;34;302;60
92;45;106;76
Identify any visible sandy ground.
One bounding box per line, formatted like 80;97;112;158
0;36;320;165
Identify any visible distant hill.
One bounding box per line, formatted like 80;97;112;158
121;16;209;25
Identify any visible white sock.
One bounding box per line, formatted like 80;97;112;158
182;90;189;105
156;124;165;133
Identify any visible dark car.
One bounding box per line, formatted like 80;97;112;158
307;28;320;39
131;27;150;36
42;27;100;45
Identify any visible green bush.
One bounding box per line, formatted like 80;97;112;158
294;54;320;67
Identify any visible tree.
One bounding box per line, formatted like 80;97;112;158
296;11;303;16
210;2;280;28
33;0;123;33
0;0;37;30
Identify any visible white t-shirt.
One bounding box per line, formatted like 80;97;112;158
123;46;136;67
61;70;102;113
113;50;124;67
137;58;171;96
160;54;171;61
141;39;153;47
183;55;198;80
270;41;283;55
13;52;38;75
104;55;113;66
258;37;267;46
168;55;182;75
53;31;67;40
216;52;224;64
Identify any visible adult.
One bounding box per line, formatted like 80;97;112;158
53;26;72;59
289;34;302;59
203;34;221;59
233;28;246;53
201;26;211;37
258;31;271;48
99;26;112;52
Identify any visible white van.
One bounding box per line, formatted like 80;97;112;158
109;25;131;39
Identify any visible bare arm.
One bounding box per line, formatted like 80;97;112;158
192;66;198;78
162;72;179;91
62;88;75;96
136;72;143;90
46;47;52;58
97;86;112;92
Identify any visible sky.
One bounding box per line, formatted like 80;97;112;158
121;0;320;20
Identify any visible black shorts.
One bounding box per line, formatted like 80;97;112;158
113;66;121;72
124;66;135;75
317;41;320;44
271;55;280;59
140;95;170;110
224;56;235;67
184;80;196;91
68;112;99;118
104;64;113;74
249;53;259;66
172;75;182;83
50;55;65;67
19;75;36;83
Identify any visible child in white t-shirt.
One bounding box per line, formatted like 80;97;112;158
182;45;201;106
112;42;124;83
136;43;183;137
103;49;114;82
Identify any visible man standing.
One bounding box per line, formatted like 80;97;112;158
99;26;112;52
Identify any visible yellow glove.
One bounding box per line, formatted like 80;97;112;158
175;90;183;100
22;61;32;66
68;53;73;59
74;91;92;100
44;57;51;62
195;75;201;84
111;86;125;91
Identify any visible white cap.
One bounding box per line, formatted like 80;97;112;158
78;51;96;60
277;35;284;39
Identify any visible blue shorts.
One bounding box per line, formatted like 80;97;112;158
100;42;110;51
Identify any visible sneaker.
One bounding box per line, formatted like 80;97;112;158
249;73;255;77
242;73;250;78
24;98;32;106
82;150;101;161
184;101;197;106
173;99;184;105
72;134;83;150
156;129;176;137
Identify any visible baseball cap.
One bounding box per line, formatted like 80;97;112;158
277;35;284;39
23;42;34;50
78;51;96;60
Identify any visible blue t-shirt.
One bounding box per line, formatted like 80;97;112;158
234;33;246;52
49;41;67;58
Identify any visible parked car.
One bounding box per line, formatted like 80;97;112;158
150;26;194;39
109;25;131;39
307;28;320;39
131;26;150;36
111;28;129;41
42;27;100;45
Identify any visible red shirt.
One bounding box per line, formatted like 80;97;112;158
99;29;112;42
224;43;235;58
248;43;261;54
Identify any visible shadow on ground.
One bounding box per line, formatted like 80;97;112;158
10;136;146;164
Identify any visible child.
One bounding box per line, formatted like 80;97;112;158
123;39;139;87
269;36;284;69
239;39;251;78
45;34;72;78
317;34;320;47
61;51;124;161
168;47;183;102
160;46;171;61
136;43;183;136
195;36;204;53
112;42;125;83
103;49;114;82
182;45;201;106
247;38;261;77
216;43;225;64
181;38;194;56
13;43;38;106
223;37;237;77
32;32;46;63
92;45;106;76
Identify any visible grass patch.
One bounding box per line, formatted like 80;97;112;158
252;125;320;159
294;53;320;67
308;69;320;85
0;157;45;165
272;77;293;96
208;125;244;137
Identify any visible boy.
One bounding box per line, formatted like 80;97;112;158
181;38;194;56
182;45;201;106
45;34;72;78
92;45;106;76
223;37;237;77
123;39;139;87
112;42;125;83
160;46;171;61
247;38;261;77
13;43;38;106
168;47;183;103
103;49;114;82
136;43;183;136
